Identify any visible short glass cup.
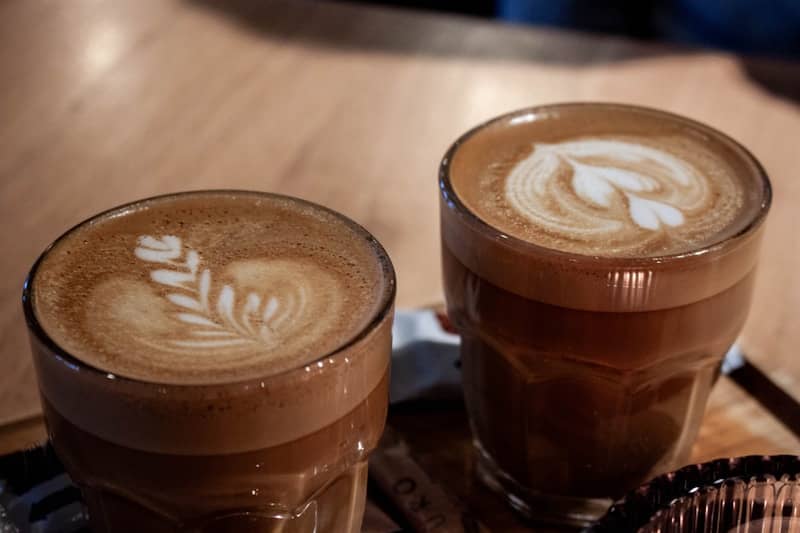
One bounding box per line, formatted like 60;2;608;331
23;191;396;533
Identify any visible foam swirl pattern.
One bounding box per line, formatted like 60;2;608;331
504;138;732;255
130;234;343;357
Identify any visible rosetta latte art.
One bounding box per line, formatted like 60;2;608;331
134;235;336;352
504;139;716;249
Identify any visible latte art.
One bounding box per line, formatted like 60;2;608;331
31;192;389;384
505;139;714;249
133;235;334;352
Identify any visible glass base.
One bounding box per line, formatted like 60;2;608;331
81;461;368;533
474;443;613;528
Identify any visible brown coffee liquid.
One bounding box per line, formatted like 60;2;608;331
41;372;388;533
440;104;770;516
443;245;754;498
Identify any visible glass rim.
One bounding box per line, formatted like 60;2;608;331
22;189;397;390
439;102;773;267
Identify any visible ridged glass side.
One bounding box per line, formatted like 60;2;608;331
641;475;800;533
587;456;800;533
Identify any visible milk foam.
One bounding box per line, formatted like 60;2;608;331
505;139;711;246
452;126;751;257
132;235;340;353
32;192;391;385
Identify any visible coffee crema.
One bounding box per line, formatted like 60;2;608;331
449;105;765;257
32;191;390;385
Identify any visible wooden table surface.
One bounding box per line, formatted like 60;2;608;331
0;0;798;528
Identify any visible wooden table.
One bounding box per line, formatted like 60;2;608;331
1;0;798;529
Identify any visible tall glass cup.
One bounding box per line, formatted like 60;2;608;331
439;104;771;526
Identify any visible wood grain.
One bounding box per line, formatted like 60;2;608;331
1;0;798;459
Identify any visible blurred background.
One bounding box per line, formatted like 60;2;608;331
342;0;800;58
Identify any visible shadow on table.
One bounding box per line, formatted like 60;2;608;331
185;0;673;64
186;0;800;105
740;57;800;104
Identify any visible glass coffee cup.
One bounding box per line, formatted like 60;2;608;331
24;191;396;532
439;103;771;526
